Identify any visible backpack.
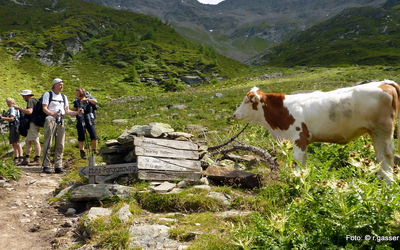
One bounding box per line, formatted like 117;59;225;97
32;91;66;127
18;98;38;137
18;111;29;137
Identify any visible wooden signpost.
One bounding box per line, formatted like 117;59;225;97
80;137;202;183
134;137;201;182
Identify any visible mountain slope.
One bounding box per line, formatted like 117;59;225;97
253;3;400;67
83;0;386;62
0;0;247;102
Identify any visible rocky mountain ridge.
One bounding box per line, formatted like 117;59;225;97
84;0;387;62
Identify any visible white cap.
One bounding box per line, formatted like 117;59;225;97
19;89;34;96
53;78;63;85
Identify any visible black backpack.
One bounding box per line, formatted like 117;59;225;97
32;91;66;127
18;111;29;137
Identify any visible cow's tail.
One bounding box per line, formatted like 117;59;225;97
387;80;400;153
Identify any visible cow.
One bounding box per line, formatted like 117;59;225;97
233;80;400;185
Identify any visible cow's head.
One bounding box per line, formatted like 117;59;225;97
233;87;261;122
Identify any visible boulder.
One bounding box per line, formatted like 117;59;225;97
69;184;136;201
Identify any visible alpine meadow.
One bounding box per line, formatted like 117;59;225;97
2;0;400;249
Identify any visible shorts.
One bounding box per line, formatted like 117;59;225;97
9;123;20;144
26;122;40;141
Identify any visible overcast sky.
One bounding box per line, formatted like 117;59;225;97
197;0;225;5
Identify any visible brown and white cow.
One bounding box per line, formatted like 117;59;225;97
233;80;400;184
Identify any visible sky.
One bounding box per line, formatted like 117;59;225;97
197;0;225;5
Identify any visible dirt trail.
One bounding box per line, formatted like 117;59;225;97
0;164;74;250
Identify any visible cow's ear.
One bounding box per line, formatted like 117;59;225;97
251;95;260;103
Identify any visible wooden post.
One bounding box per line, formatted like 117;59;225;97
88;156;95;184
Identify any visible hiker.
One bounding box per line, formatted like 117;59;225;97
0;97;23;165
41;78;83;174
73;87;99;159
14;90;41;166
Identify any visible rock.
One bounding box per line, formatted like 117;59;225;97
201;165;261;188
206;192;231;206
116;204;132;223
69;184;136;201
186;124;208;133
112;119;129;125
167;104;188;110
55;182;86;199
180;75;203;85
199;177;210;185
105;139;120;146
167;132;194;140
128;224;171;249
66;208;76;216
99;145;131;154
122;122;174;139
84;207;113;226
193;185;211;190
150;182;177;194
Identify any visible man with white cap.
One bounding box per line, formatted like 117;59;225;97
14;89;41;166
41;78;83;174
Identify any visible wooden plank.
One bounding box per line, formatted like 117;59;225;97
135;145;198;159
79;162;137;177
134;137;198;150
137;156;201;172
88;156;95;184
138;170;202;181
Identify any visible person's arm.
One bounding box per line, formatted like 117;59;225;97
14;105;33;115
0;115;14;122
65;106;83;116
82;97;98;105
43;104;62;120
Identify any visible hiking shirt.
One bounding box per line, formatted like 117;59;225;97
42;91;69;121
26;98;37;121
7;106;19;126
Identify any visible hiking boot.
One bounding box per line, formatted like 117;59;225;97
28;156;40;166
20;157;29;166
14;158;21;166
54;167;65;174
42;167;52;174
80;150;87;160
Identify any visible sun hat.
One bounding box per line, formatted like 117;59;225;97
53;78;63;85
19;89;34;96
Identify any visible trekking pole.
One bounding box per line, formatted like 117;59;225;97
0;110;9;152
78;102;91;158
0;121;8;151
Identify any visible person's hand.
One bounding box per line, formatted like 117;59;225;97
52;112;61;119
14;105;20;110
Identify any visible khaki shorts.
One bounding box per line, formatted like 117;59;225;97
26;122;41;141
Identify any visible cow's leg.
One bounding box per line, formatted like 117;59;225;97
371;132;395;185
293;145;307;170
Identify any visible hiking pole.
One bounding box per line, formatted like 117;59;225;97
0;110;9;152
78;102;91;158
